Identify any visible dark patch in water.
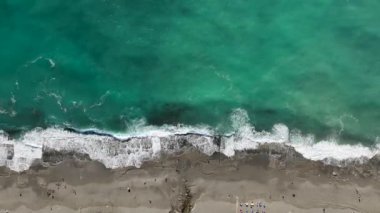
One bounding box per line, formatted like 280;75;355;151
146;102;195;125
63;127;121;141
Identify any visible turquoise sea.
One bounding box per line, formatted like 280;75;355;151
0;0;379;147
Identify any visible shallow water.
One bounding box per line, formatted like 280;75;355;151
0;0;379;147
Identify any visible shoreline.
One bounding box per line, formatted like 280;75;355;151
1;127;379;173
1;143;380;212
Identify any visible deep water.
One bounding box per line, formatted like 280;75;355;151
0;0;379;145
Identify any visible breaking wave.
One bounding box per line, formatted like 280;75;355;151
0;109;379;172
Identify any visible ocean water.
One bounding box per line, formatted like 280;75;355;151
0;1;379;171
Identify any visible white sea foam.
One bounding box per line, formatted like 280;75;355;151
0;132;43;172
10;93;16;104
27;56;56;69
46;58;56;68
89;91;111;109
0;108;7;114
0;127;217;172
222;109;289;156
289;132;380;163
0;109;378;172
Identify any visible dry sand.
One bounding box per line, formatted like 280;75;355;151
0;146;380;213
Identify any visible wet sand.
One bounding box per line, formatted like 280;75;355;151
0;144;380;213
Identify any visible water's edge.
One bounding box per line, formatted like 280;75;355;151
0;123;379;172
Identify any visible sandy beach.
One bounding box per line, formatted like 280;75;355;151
0;143;380;213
